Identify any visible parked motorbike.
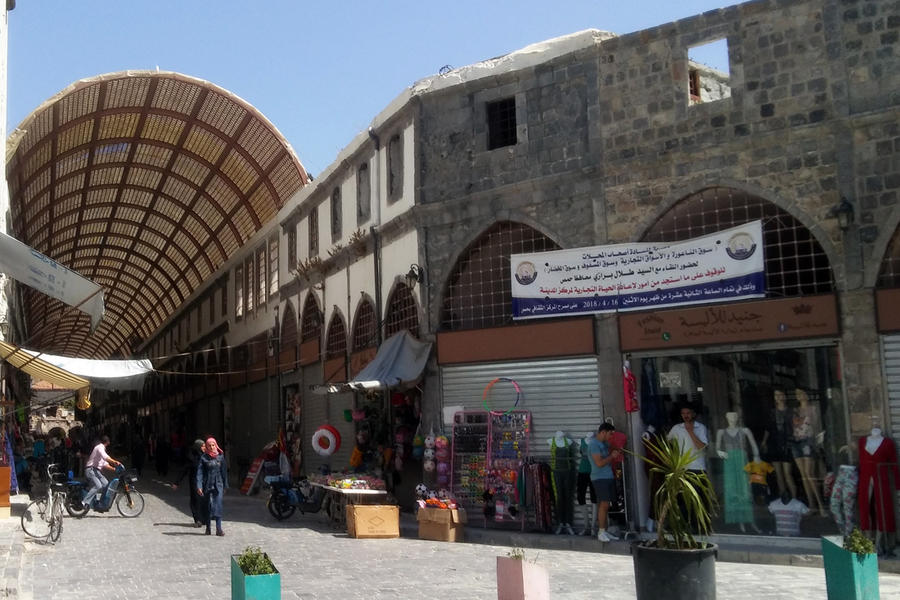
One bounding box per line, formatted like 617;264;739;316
66;464;145;518
265;476;326;520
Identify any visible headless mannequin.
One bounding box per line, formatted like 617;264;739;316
548;431;576;535
576;432;597;535
792;389;825;515
761;390;799;500
860;426;899;555
716;412;761;533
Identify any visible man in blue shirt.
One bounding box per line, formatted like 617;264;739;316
589;423;621;542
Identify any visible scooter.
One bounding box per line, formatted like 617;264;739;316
67;464;146;518
265;475;327;520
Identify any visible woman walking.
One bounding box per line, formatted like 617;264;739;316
196;437;228;536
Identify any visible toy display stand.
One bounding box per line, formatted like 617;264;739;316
450;411;489;514
484;409;530;530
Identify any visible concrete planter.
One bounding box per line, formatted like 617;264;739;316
821;536;879;600
632;542;717;600
496;556;549;600
230;555;281;600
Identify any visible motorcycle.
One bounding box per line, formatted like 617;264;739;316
66;464;145;518
265;475;327;520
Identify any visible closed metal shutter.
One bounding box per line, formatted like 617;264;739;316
882;334;900;443
440;356;602;461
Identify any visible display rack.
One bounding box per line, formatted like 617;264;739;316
485;409;530;530
449;411;489;513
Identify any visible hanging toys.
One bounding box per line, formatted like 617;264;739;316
423;430;437;474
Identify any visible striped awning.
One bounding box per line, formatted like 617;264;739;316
0;340;91;408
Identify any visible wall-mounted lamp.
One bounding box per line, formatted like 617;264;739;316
827;197;855;232
405;264;425;290
0;321;8;339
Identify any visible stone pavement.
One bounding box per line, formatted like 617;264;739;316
1;474;899;599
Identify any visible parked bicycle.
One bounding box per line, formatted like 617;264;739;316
21;463;67;542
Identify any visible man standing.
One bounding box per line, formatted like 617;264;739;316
667;404;709;472
589;423;621;542
83;435;122;508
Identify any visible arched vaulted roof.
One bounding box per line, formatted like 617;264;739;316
6;71;309;358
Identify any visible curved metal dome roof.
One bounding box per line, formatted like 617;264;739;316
6;71;309;358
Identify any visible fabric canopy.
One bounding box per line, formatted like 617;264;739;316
312;330;432;394
16;348;154;391
0;340;91;406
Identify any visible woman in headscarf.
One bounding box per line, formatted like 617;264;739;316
196;437;228;536
173;439;206;527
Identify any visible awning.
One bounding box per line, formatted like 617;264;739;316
312;330;432;394
17;348;153;391
0;340;91;407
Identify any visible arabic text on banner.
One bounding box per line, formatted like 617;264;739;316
510;221;765;319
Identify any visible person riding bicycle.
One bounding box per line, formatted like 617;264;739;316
82;435;122;508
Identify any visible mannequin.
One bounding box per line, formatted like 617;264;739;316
857;427;900;554
716;412;761;533
548;431;576;535
576;432;597;535
768;490;810;536
830;459;858;537
761;389;798;500
791;388;825;515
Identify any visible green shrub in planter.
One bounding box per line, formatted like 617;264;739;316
822;530;879;600
231;546;280;600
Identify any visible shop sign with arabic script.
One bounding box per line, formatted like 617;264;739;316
618;294;840;351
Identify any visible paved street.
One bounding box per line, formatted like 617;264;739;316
4;475;900;599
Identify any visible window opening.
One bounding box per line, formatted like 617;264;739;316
331;187;342;241
357;163;371;224
388;134;403;202
256;246;266;309
352;299;377;351
876;226;900;288
642;187;833;296
325;314;347;360
300;294;322;343
287;224;297;269
308;206;318;256
440;221;560;331
385;283;419;339
245;256;255;313
235;265;244;319
269;236;279;297
487;97;517;150
687;38;731;105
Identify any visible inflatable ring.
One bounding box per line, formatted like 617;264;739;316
481;377;522;415
312;425;341;457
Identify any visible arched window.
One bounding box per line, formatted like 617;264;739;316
300;293;322;343
352;298;377;351
876;226;900;288
325;313;348;360
440;221;560;330
280;303;298;351
385;284;419;338
643;187;833;297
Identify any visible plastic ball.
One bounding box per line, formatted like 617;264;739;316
415;483;428;496
436;474;449;486
424;433;436;449
413;434;424;447
435;447;450;461
424;448;435;460
423;460;435;472
435;435;449;449
438;489;451;500
436;462;450;474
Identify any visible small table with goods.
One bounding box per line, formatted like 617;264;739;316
307;474;396;538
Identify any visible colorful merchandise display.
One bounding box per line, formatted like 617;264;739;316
485;410;530;529
450;412;488;512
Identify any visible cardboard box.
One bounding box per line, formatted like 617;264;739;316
346;504;399;539
417;506;467;542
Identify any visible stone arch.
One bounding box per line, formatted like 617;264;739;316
300;291;323;343
352;295;377;352
439;221;561;331
325;311;348;360
871;217;900;289
385;282;419;339
640;186;835;298
280;301;298;351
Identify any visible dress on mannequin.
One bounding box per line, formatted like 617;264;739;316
830;464;858;537
790;389;825;514
549;431;576;535
716;412;760;532
761;389;798;500
857;428;900;552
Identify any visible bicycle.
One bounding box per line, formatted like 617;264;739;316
21;463;67;542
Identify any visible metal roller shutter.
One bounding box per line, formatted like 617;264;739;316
881;334;900;443
440;356;602;461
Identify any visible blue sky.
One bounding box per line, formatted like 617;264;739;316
7;1;732;177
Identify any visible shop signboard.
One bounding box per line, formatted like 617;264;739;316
511;221;764;319
618;294;839;352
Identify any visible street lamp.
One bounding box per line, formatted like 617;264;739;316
405;264;425;290
828;197;855;232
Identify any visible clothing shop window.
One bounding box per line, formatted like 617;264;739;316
638;346;846;538
487;97;517;150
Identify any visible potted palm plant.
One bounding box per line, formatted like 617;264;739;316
231;545;280;600
631;436;718;600
821;528;879;600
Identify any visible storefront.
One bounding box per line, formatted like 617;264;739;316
620;294;847;538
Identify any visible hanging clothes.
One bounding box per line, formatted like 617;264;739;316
550;438;575;526
640;360;664;431
720;430;754;524
830;465;858;537
623;363;638;413
857;435;900;533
